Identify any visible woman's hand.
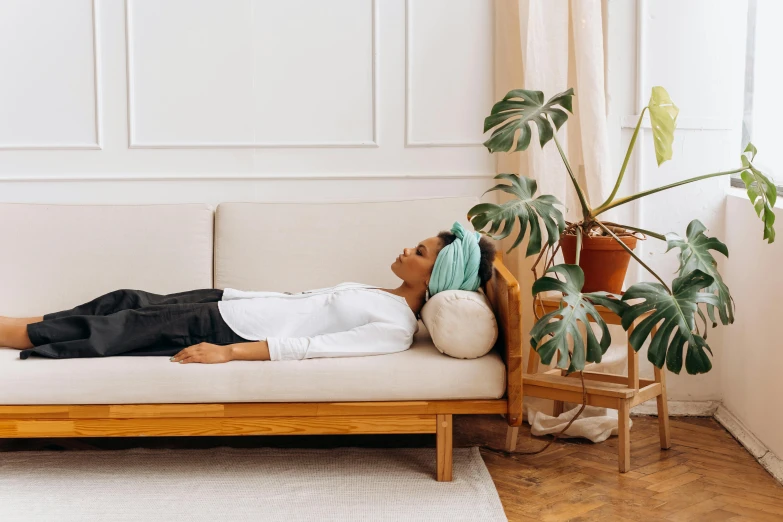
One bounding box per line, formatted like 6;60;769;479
170;342;233;364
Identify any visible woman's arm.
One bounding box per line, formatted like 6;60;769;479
170;340;270;364
266;322;414;361
231;340;270;361
171;320;413;364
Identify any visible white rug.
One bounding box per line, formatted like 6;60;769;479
0;446;506;522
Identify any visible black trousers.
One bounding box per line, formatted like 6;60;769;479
20;288;252;360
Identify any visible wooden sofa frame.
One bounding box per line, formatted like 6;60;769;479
0;255;522;482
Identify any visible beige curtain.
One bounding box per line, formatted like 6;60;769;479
494;0;623;389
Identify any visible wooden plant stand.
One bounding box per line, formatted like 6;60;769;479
505;294;671;472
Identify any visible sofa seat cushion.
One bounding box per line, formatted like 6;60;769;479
0;328;506;405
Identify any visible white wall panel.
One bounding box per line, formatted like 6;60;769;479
251;0;375;145
0;0;99;149
128;0;375;147
722;194;783;460
127;0;255;146
406;0;493;146
0;0;494;195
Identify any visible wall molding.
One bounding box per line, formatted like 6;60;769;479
0;172;495;182
0;0;103;151
404;0;488;148
125;0;379;149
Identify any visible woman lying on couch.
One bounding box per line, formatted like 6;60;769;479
1;222;495;364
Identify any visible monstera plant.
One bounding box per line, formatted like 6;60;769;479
468;86;775;375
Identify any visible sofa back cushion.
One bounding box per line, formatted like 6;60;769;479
214;197;480;292
0;203;214;316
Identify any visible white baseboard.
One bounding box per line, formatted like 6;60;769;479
631;400;720;417
714;405;783;485
515;398;782;485
629;400;781;485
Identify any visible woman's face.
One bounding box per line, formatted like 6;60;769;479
390;236;444;288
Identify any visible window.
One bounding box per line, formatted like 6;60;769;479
735;0;783;195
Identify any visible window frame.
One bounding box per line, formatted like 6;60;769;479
734;0;783;196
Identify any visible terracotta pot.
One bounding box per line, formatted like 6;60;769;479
559;233;638;294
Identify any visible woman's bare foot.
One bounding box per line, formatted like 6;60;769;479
0;322;34;350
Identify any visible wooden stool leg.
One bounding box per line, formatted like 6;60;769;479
618;399;631;473
627;323;640;390
436;414;453;482
654;365;672;449
527;345;539;374
553;365;566;416
505;425;519;452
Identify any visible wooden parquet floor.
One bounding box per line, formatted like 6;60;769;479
1;414;781;521
461;414;783;522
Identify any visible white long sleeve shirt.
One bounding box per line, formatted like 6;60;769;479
217;282;419;361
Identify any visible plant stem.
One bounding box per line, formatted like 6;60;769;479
598;108;648;210
550;118;592;221
592;168;745;217
601;222;666;241
594;220;671;293
575;227;583;265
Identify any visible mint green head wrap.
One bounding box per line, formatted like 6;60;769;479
428;221;482;297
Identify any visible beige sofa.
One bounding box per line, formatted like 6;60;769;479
0;197;522;481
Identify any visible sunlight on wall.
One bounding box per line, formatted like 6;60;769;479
748;0;783;178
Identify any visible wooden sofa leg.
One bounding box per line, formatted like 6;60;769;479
505;426;518;452
436;414;453;482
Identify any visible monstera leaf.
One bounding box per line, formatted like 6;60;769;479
648;86;679;166
665;219;734;325
740;143;776;243
483;88;573;153
467;173;565;256
530;264;627;372
621;270;720;375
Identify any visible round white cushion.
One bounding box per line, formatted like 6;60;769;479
420;289;498;359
